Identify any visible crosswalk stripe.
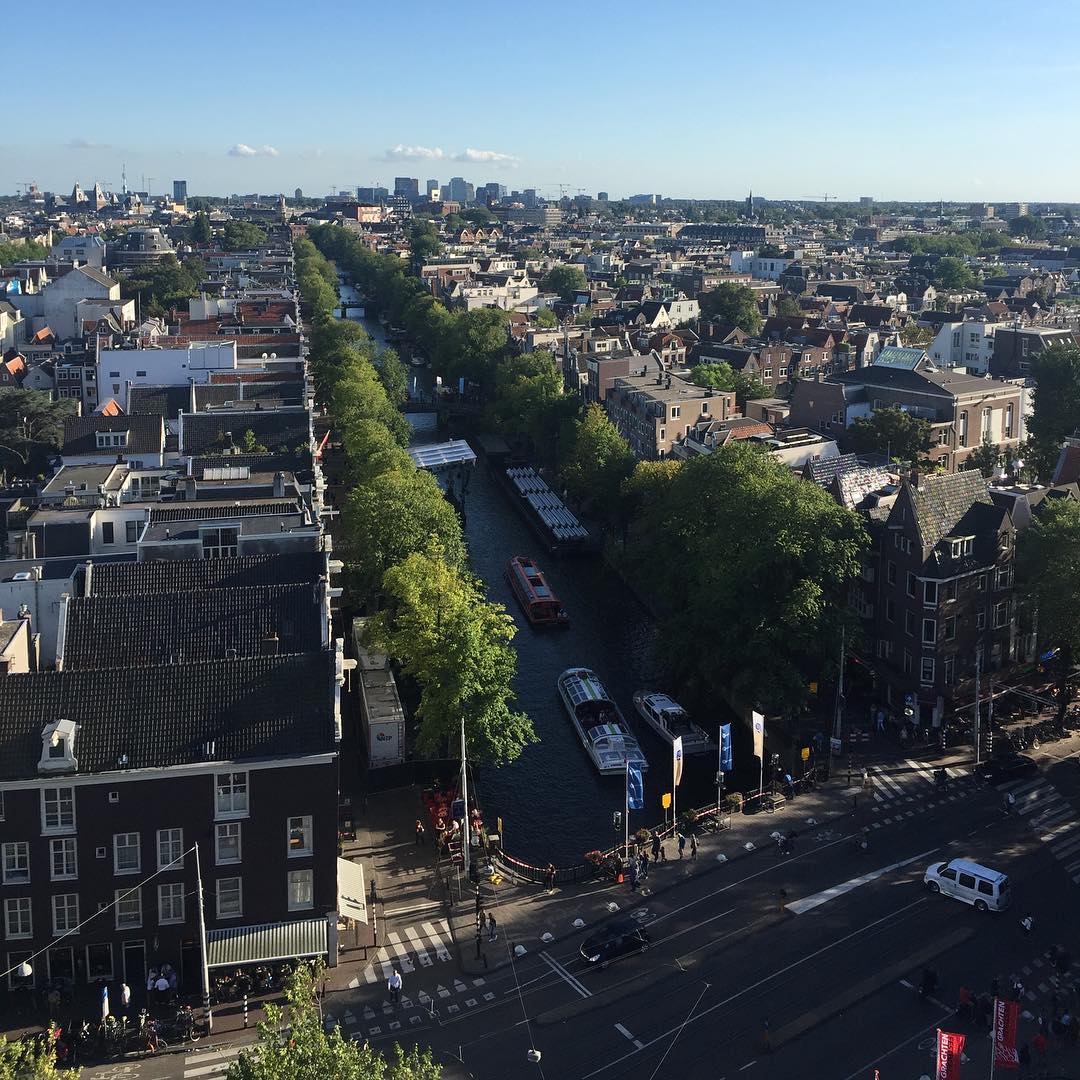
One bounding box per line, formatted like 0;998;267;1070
1041;820;1079;843
1027;802;1069;826
1034;807;1075;829
1001;778;1045;795
1054;835;1080;859
421;921;452;960
1018;794;1060;816
404;927;433;966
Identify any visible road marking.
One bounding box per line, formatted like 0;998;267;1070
785;849;937;914
738;1061;757;1071
614;1021;644;1047
841;1011;955;1080
384;900;445;918
539;950;592;999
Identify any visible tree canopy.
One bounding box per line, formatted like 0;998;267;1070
932;256;976;291
699;283;763;333
0;388;76;478
541;264;587;303
689;361;769;405
408;220;441;269
845;407;933;467
120;254;206;316
968;436;1003;478
488;350;577;463
776;295;803;318
1028;343;1080;476
228;964;441;1080
1009;215;1047;240
190;211;213;245
221;220;267;252
560;403;635;522
534;307;558;328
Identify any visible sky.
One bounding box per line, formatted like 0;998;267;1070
6;0;1080;203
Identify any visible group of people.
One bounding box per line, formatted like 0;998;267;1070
146;964;177;1006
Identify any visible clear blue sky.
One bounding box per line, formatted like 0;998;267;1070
6;0;1080;202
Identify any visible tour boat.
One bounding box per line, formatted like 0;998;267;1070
632;692;715;755
505;556;569;628
557;668;649;776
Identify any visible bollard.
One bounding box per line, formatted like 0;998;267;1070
243;994;248;1028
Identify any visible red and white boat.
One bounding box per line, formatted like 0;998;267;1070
504;556;569;628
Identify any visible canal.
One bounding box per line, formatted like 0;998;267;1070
347;293;731;865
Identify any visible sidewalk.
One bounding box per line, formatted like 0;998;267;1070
446;776;865;975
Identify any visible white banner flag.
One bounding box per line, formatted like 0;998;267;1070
752;711;765;762
673;736;684;788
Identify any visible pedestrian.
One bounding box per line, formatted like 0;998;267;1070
487;912;497;942
1005;792;1016;815
628;863;638;892
121;983;131;1010
678;833;686;860
415;819;425;846
690;834;698;859
545;863;556;891
388;968;402;1005
876;709;885;735
651;832;660;861
990;975;1001;999
1021;914;1034;936
639;850;649;879
658;836;667;862
900;725;909;747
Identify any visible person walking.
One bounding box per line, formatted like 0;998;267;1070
678;833;686;860
628;860;639;892
388;969;402;1006
545;863;556;891
415;819;425;846
651;833;661;862
639;850;649;880
689;834;698;859
1020;914;1034;936
487;912;497;942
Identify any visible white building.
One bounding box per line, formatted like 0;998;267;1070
928;318;1006;374
97;341;239;407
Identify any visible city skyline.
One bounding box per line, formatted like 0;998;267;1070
5;0;1080;202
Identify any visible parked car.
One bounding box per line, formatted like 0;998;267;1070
975;753;1038;786
579;920;650;968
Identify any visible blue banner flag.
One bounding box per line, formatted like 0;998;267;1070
719;724;733;773
626;761;644;810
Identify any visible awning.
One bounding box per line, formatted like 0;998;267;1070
337;857;367;925
207;918;328;968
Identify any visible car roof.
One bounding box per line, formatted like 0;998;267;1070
946;858;1007;883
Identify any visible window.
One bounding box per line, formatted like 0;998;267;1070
215;772;248;818
921;658;935;685
157;829;183;872
202;527;239;559
922;618;936;644
906;572;915;598
982;408;992;439
994;601;1009;629
996;566;1011;589
125;520;139;544
216;877;243;919
86;943;112;981
939;866;957;882
958;872;976;890
978;880;994;896
887;561;896;586
779;367;788;377
659;428;666;440
905;611;915;637
4;897;31;939
50;838;77;881
943;580;957;602
885;597;896;622
113;833;140;875
42;787;75;832
0;791;5;820
944;656;955;685
287;869;313;911
101;521;114;545
958;411;968;448
215;823;241;865
115;888;141;929
903;650;913;675
923;580;938;606
2;842;29;885
287;816;313;857
1004;404;1013;439
977;573;987;590
944;616;956;642
52;893;79;935
977;611;986;630
670;406;680;419
158;882;185;924
763;369;772;379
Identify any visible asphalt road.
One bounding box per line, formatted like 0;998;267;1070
77;747;1080;1080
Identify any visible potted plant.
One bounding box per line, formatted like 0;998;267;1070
724;793;744;814
583;850;606;879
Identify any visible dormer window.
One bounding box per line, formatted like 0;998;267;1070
948;537;974;559
39;719;78;774
95;431;128;449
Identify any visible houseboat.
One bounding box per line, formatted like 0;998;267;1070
505;556;569;628
632;692;715;755
557;668;649;776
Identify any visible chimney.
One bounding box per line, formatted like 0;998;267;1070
273;471;286;498
261;632;280;656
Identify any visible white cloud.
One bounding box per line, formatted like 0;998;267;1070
452;147;519;167
67;137;110;150
228;143;279;158
380;144;445;162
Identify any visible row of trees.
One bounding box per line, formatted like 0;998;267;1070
120;253;206;317
295;236;535;766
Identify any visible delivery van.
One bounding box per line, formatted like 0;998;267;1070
923;858;1009;911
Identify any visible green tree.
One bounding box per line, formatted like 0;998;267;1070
330;347;411;447
374;347;409;407
932;256;976;290
0;1029;75;1079
0;239;52;264
367;545;536;764
221;220;267;251
901;322;935;348
241;428;268;453
228;963;440;1080
699;283;763;333
534;307;558;328
342;469;466;600
776;295;803;318
339;419;413;486
488;350;575;460
541;265;588;303
1028;344;1080;476
846;407;933;466
688;362;769;405
560;403;636;521
444;308;510;384
462;206;496;226
0;388;77;477
190;211;213;245
408;220;441;269
1017;499;1080;721
1009;215;1047;241
968;435;1002;478
629;442;866;714
121;254;206;316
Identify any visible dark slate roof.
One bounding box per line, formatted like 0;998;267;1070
62;584;322;669
180;408;309;455
62;415;165;455
128;385;190;417
909;471;992;550
148;500;301;523
194;382;304;409
193;452;310;477
89;553;323;596
804;452;860;487
832;366;952;397
0;653;336;781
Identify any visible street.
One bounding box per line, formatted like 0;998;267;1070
75;744;1080;1080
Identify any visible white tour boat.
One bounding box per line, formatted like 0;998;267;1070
557;668;649;776
632;692;714;755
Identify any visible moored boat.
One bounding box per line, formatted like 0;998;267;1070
557;668;648;776
632;692;714;755
505;556;569;628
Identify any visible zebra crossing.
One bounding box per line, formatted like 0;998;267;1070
869;759;971;805
183;1044;248;1079
350;919;453;986
1001;775;1080;886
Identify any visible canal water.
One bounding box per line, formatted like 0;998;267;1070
349;297;728;865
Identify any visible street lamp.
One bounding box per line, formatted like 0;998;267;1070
16;961;32;979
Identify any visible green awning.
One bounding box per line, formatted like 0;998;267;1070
207;918;328;968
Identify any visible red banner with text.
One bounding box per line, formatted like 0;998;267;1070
993;998;1020;1069
937;1029;966;1080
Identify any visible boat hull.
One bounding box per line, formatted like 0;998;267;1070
558;669;649;776
632;692;715;755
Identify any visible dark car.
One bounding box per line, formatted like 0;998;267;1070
976;753;1038;786
579;920;650;968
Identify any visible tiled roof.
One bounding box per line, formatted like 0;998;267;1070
194;382;304;409
62;415;165;455
129;384;190;417
89;553;324;596
62;584;322;669
805;452;860;487
834;466;895;510
180;409;309;455
194;452;309;476
0;653;336;781
909;470;992;550
149;501;301;523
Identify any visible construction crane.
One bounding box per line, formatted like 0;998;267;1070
796;194;835;202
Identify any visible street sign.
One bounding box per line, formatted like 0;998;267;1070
800;747;810;762
809;681;818;695
830;737;842;754
661;792;672;809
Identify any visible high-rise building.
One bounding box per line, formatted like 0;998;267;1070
394;177;420;201
523;188;538;209
481;182;507;203
447;177;473;205
172;179;188;203
294;188;304;200
357;186;389;204
426;179;439;201
597;192;609;202
859;196;874;205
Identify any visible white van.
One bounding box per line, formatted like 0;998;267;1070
923;858;1010;912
